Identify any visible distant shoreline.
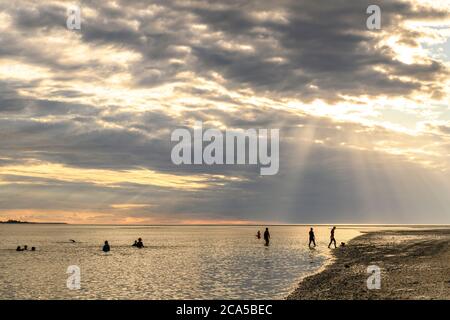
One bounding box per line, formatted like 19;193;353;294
287;228;450;300
0;220;67;225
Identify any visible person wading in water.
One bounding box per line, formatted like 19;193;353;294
264;228;270;246
309;227;316;248
328;226;337;248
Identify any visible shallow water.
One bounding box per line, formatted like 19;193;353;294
0;225;360;299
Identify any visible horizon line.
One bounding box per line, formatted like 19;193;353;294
3;222;450;227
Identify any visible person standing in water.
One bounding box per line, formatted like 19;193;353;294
328;226;337;248
263;228;270;246
102;240;110;253
256;230;261;239
309;227;316;248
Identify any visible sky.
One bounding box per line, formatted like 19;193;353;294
0;0;449;224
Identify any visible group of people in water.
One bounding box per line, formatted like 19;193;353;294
101;238;145;253
256;226;339;248
14;227;340;254
16;245;36;251
102;227;338;252
132;238;144;248
17;228;339;253
256;228;271;246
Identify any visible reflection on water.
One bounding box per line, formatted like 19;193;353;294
0;225;359;299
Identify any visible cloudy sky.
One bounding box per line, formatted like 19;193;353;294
0;0;449;224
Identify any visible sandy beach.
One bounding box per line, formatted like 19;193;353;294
288;229;450;300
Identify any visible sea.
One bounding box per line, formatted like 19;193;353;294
0;224;363;299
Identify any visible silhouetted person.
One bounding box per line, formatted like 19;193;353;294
309;228;316;247
102;241;110;253
132;240;138;247
23;245;28;251
263;228;270;246
328;226;337;248
256;230;261;239
31;247;36;251
136;238;144;248
16;246;22;251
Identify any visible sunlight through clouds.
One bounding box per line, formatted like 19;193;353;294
0;0;449;224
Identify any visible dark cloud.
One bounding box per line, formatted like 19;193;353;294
3;0;448;100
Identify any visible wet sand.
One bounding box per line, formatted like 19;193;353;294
288;229;450;300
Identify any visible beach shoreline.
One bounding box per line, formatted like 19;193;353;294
287;228;450;300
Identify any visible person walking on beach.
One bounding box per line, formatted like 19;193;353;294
264;228;270;246
256;230;261;239
328;226;337;248
309;227;316;248
102;240;110;253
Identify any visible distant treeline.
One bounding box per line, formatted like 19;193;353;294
0;219;66;224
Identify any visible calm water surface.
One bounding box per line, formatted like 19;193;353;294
0;225;360;299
